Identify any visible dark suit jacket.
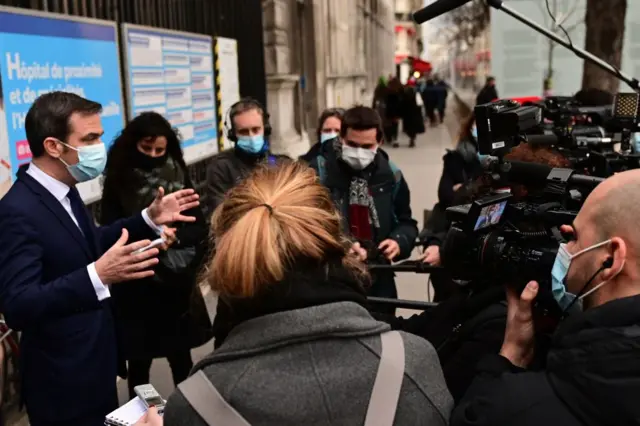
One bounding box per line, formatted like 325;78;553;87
0;167;155;423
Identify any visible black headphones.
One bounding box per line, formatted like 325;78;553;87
224;97;272;142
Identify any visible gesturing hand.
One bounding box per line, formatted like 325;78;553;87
95;229;160;285
500;281;539;368
147;187;200;226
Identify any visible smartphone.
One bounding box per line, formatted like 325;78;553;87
133;238;165;255
134;384;165;414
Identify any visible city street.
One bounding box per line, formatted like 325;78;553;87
115;120;455;405
7;111;458;424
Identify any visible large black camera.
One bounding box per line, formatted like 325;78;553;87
441;192;562;293
440;161;603;296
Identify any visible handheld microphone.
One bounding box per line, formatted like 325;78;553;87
413;0;474;24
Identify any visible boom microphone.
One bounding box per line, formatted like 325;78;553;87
413;0;473;24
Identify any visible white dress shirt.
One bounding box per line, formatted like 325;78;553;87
27;163;163;301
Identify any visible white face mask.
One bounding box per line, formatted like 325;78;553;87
341;145;377;170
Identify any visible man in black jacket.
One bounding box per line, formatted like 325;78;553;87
308;106;418;311
452;169;640;426
205;98;285;217
476;76;498;106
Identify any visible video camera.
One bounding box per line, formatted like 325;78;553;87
441;193;561;292
475;93;640;177
440;161;603;302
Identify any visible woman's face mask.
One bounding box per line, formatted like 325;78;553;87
551;240;624;311
320;132;339;144
471;126;478;139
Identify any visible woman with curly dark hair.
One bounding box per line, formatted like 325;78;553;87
100;112;212;400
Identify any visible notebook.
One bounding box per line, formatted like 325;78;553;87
104;396;160;426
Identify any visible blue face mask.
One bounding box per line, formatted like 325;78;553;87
58;142;107;183
471;126;478;139
551;240;616;311
320;132;339;144
236;135;266;154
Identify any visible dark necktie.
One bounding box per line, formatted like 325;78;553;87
67;187;96;255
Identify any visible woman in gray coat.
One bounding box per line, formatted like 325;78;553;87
138;161;453;426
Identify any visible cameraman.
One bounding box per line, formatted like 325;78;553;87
452;170;640;426
378;143;572;403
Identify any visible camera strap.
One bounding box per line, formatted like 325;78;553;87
179;331;406;426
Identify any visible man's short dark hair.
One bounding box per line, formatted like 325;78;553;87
340;106;383;142
25;91;102;158
486;76;495;84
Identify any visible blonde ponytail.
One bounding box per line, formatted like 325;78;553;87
208;161;365;298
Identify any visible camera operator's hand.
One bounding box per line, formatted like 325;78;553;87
500;281;538;368
421;245;441;266
349;242;368;262
95;229;160;285
378;239;400;261
453;183;463;192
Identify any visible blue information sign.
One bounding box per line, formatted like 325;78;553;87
122;25;218;164
0;7;125;201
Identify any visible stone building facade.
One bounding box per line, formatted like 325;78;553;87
262;0;396;158
394;0;423;83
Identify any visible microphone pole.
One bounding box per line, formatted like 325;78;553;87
486;0;640;93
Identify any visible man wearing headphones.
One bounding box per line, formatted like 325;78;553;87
205;97;285;216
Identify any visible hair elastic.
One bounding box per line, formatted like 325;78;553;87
260;203;274;215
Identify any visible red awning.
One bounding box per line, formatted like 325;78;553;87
395;54;409;64
394;25;416;36
412;57;432;73
506;96;543;104
395;55;432;72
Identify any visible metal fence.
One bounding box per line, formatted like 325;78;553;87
0;0;267;214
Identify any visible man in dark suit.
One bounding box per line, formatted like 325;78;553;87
0;92;200;426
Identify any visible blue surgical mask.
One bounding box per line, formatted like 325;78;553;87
320;132;339;144
236;135;266;154
58;142;107;183
471;126;478;139
551;240;618;311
